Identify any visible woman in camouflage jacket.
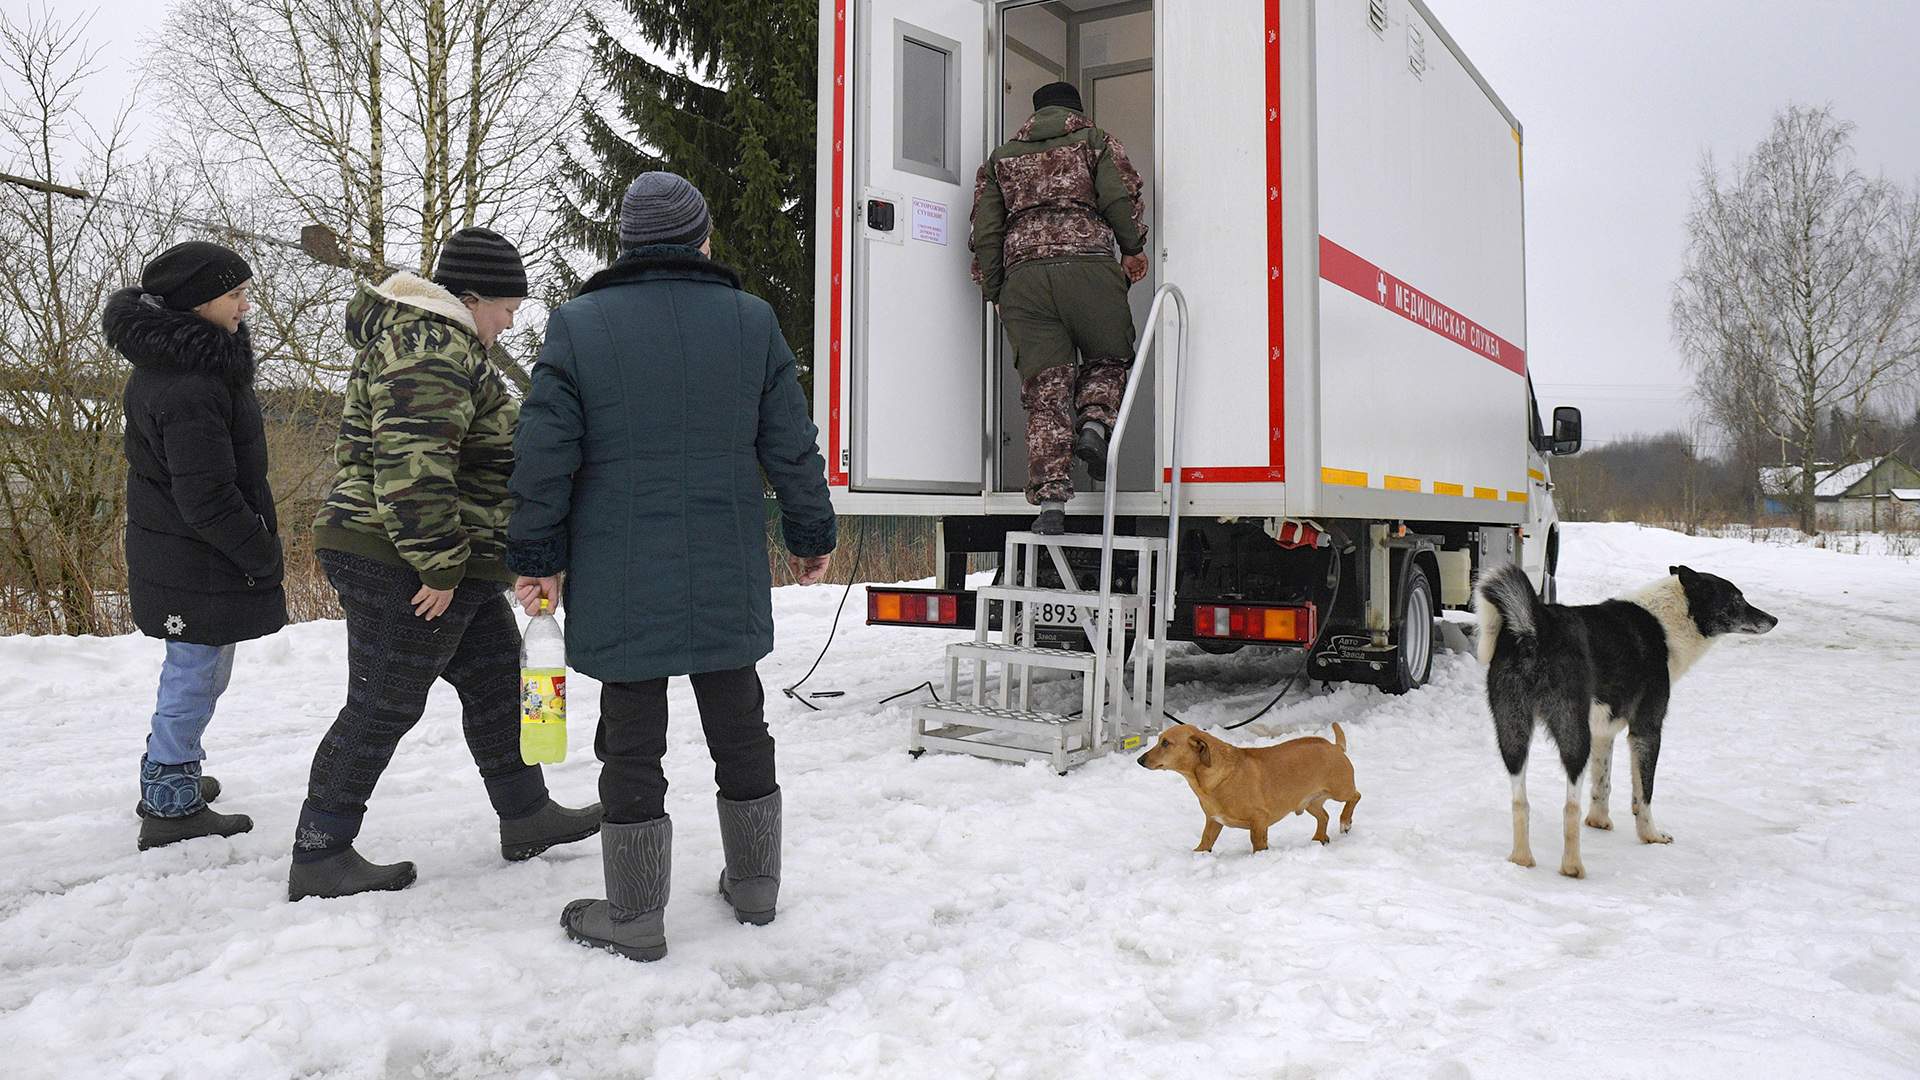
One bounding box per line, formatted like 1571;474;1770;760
287;228;600;902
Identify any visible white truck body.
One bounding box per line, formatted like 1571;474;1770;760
813;0;1564;590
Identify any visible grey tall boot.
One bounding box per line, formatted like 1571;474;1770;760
716;789;781;926
562;817;670;962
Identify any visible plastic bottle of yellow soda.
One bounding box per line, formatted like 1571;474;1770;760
520;597;567;764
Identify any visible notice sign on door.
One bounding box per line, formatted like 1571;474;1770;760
910;197;949;246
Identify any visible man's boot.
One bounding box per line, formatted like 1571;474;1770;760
1073;421;1111;477
716;789;781;926
1032;501;1067;536
562;817;671;962
288;802;416;901
137;756;251;850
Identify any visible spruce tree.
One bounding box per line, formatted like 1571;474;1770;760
558;0;818;387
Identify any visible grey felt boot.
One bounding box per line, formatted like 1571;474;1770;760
562;817;671;962
716;789;781;926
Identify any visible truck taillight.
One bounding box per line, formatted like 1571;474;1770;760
867;590;960;626
1192;603;1315;644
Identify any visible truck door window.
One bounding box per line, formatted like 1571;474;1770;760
896;27;960;184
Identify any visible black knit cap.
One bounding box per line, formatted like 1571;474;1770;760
1033;81;1084;114
431;227;529;299
142;241;253;311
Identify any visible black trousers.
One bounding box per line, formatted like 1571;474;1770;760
304;550;543;821
598;665;776;824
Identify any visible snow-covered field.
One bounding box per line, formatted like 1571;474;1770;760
3;523;1917;1079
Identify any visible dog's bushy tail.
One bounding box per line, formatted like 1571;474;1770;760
1331;722;1346;751
1474;562;1543;664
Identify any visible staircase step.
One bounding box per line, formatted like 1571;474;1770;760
947;642;1098;672
1006;531;1167;553
915;701;1086;739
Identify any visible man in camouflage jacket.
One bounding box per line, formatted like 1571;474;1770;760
970;80;1149;531
311;274;516;586
296;228;599;902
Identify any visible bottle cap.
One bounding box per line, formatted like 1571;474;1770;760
539;598;550;613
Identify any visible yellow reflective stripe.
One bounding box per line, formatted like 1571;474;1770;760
1432;481;1464;497
1506;491;1529;503
1322;467;1368;487
1384;475;1421;492
1473;486;1500;501
1527;468;1545;482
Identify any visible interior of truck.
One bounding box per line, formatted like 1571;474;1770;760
993;0;1159;498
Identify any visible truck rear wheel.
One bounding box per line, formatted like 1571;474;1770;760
1381;563;1436;696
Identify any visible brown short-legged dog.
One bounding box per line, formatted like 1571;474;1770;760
1136;722;1361;852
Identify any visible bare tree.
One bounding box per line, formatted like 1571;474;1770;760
149;0;585;386
0;10;195;634
1674;105;1920;533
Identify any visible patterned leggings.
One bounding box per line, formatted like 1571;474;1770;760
303;550;539;818
1020;360;1129;504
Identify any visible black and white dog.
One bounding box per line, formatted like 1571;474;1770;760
1474;562;1777;878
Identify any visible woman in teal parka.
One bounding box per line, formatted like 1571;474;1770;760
507;172;835;962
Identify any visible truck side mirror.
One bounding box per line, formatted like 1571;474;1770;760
1551;406;1582;456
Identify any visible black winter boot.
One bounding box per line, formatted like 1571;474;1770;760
289;848;418;902
137;756;250;849
716;789;781;926
288;801;416;901
562;817;671;962
501;798;604;862
1074;421;1111;476
1032;502;1067;536
139;806;253;850
135;774;221;818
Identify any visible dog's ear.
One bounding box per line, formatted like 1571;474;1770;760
1670;564;1697;581
1189;735;1210;763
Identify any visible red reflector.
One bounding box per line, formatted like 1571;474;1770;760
868;591;961;626
1190;603;1313;644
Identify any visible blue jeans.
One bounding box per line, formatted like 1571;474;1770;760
147;641;236;765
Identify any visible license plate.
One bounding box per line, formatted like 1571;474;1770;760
1031;602;1136;630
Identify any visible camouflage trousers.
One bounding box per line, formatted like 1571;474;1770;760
1021;359;1129;505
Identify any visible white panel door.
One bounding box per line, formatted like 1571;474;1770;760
851;0;987;493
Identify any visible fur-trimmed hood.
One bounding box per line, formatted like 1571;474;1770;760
578;245;743;296
103;287;255;385
345;272;479;351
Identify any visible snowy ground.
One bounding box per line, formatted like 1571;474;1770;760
3;523;1917;1079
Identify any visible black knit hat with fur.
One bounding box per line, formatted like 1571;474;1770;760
142;241;253;311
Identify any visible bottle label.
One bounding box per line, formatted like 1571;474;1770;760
521;667;567;726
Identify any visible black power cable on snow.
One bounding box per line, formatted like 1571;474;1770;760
785;536;1346;725
781;529;865;711
1212;545;1344;732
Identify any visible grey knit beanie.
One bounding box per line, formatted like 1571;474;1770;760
618;172;711;252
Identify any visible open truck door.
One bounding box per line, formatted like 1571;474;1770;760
846;0;988;494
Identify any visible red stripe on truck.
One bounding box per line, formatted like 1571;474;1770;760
1264;0;1286;477
828;0;849;485
1318;236;1527;376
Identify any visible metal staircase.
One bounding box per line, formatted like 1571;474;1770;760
910;284;1190;773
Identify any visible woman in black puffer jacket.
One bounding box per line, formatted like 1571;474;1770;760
105;241;286;851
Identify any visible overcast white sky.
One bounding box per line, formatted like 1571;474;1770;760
16;0;1920;447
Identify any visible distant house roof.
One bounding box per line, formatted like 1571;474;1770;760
1759;458;1910;499
1893;488;1920;503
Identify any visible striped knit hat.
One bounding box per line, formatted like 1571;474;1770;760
431;227;528;298
618;172;711;252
